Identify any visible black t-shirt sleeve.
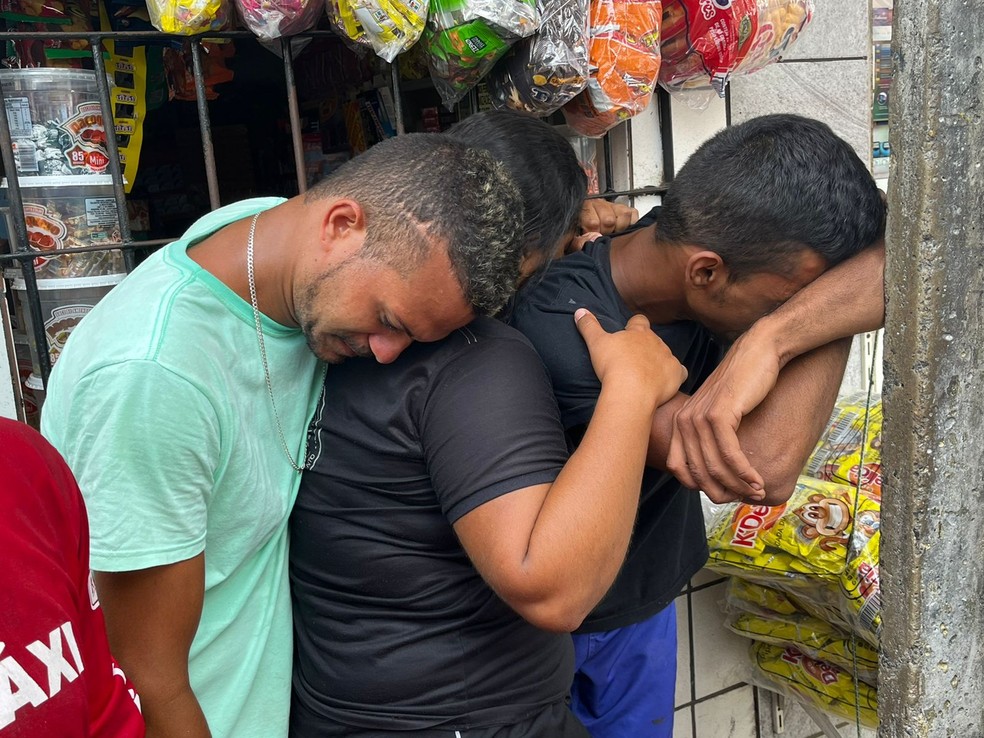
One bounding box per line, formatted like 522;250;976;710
419;336;569;524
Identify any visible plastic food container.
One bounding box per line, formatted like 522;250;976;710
11;272;125;374
0;68;112;177
2;175;125;278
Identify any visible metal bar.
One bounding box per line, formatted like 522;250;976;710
586;185;667;200
0;239;174;264
90;39;136;272
190;40;222;209
390;57;405;136
0;82;53;384
2;29;341;40
602;132;615;194
657;88;675;181
282;37;307;195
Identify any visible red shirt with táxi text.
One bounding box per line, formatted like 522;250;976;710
0;418;144;737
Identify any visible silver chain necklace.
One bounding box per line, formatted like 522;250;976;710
247;213;304;473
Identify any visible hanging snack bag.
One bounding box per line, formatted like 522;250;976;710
806;392;883;499
751;643;878;728
147;0;230;34
237;0;325;39
561;0;662;138
486;0;589;116
423;0;540;108
659;0;813;96
326;0;428;63
725;579;879;685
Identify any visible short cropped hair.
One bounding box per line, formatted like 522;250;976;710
657;114;886;280
448;110;587;264
306;133;525;316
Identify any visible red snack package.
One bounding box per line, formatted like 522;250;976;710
659;0;813;96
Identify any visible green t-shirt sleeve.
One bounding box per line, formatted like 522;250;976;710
58;360;222;572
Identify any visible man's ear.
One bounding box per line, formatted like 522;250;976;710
319;198;366;254
684;250;728;290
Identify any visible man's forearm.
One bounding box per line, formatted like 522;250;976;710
731;337;852;504
758;243;884;367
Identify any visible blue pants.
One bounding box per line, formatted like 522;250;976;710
570;602;677;738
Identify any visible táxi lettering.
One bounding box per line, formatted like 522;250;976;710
0;621;85;728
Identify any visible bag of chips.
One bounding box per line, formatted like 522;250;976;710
236;0;324;38
706;476;881;646
486;0;589;116
725;579;878;685
751;643;878;728
147;0;230;34
806;392;882;499
659;0;813;96
326;0;428;62
424;0;539;108
0;0;70;22
562;0;662;137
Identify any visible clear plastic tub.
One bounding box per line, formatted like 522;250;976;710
0;68;112;177
2;175;125;278
11;272;125;374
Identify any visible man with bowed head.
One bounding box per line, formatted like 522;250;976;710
509;114;887;738
42;133;533;738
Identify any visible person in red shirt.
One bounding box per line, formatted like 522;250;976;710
0;417;144;737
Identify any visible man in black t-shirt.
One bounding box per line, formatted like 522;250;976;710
509;115;888;738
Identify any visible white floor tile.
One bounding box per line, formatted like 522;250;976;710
693;685;757;738
690;583;754;699
673;707;694;738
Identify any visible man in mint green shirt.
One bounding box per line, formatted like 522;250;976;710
42;134;528;738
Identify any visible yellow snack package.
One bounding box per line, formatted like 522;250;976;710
725;579;878;685
751;643;878;728
707;477;879;581
806;392;882;499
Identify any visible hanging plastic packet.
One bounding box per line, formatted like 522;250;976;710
423;0;540;109
486;0;589;116
659;0;813;96
235;0;324;40
806;392;883;499
326;0;428;63
147;0;231;34
751;643;878;728
561;0;662;138
706;476;882;646
725;579;879;685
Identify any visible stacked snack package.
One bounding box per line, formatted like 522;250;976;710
423;0;539;109
705;393;882;726
4;0;96;67
485;0;590;116
806;392;883;498
236;0;325;38
725;578;878;686
0;0;70;22
326;0;428;62
707;475;882;646
659;0;813;96
146;0;231;33
561;0;662;138
752;643;878;728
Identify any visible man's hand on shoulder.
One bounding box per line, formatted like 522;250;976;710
575;309;687;409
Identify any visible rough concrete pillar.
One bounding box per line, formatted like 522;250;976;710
880;0;984;736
